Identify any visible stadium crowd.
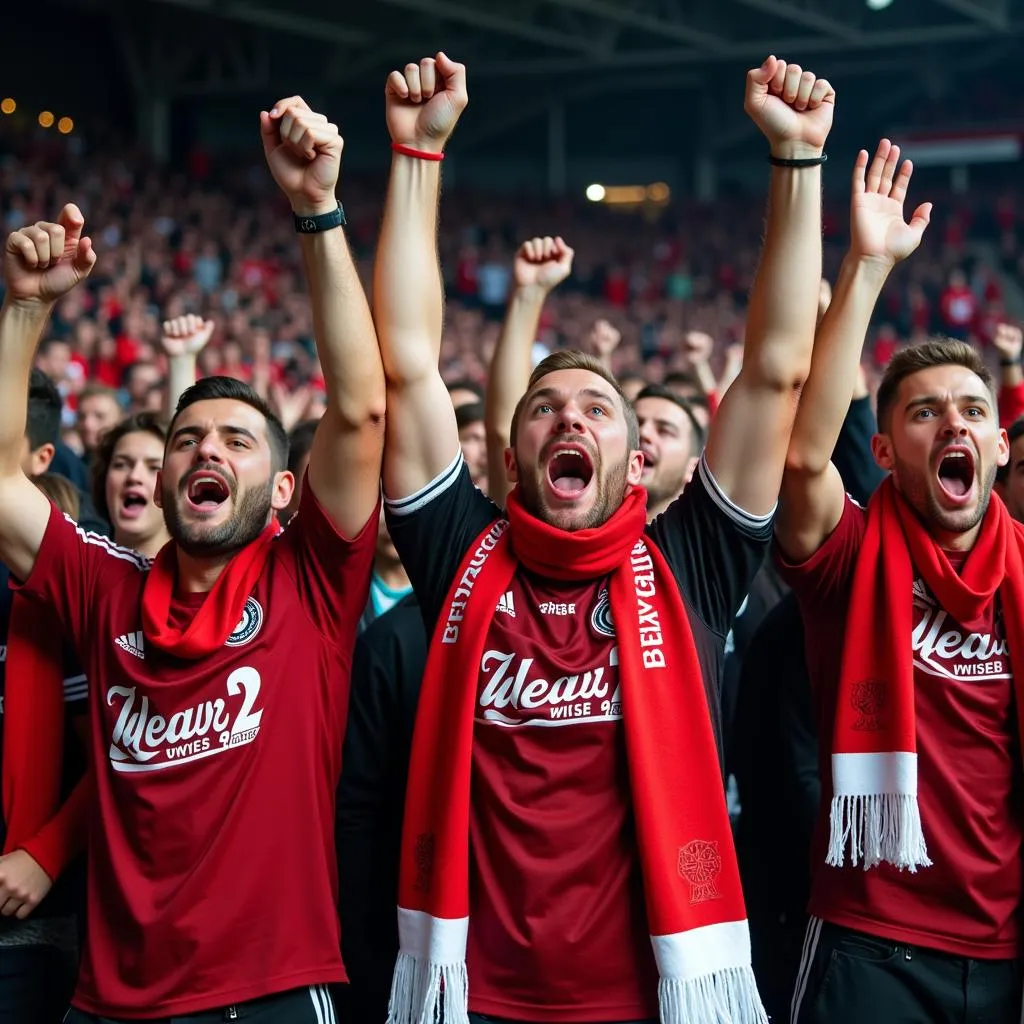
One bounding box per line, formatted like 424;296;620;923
0;45;1022;1024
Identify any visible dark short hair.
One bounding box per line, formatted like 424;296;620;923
634;383;706;457
996;416;1024;485
26;368;63;452
170;376;289;474
287;418;320;477
92;412;167;523
79;383;120;406
445;377;484;402
876;338;996;433
455;401;485;432
509;350;640;451
34;472;80;520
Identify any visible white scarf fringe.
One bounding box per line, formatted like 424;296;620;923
659;965;768;1024
826;792;932;872
386;953;469;1024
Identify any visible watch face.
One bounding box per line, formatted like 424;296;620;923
300;218;317;232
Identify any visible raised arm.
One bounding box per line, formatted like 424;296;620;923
261;97;385;536
776;140;931;561
161;314;213;413
703;57;833;516
0;206;97;581
486;236;574;506
375;54;469;501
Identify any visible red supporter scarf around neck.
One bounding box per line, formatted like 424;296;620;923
828;477;1024;872
141;523;278;660
387;485;767;1024
3;594;92;878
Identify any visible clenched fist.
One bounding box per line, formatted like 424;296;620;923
0;849;52;920
3;204;96;306
161;314;215;358
260;98;341;216
514;236;574;293
386;53;468;156
994;323;1023;361
744;56;835;160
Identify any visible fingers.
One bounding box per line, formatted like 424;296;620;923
890;157;914;205
419;57;437;100
74;237;97;276
57;203;84;251
807;77;835;109
768;58;788;96
386;69;410;100
404;62;422;104
521;236;561;263
263;99;339;161
865;138;892;194
880;142;901;196
793;70;816;111
852;149;869;194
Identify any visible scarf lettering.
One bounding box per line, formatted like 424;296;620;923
442;521;507;645
632;542;666;668
106;667;264;772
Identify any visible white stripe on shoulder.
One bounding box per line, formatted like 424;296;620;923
385;450;464;517
67;515;151;571
698;455;775;530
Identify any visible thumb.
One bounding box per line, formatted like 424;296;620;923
58;203;85;251
910;202;933;235
259;111;278;159
748;55;776;86
435;51;467;96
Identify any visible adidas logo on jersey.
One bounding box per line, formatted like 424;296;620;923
496;591;516;617
115;631;146;660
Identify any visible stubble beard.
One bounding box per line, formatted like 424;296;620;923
163;478;274;558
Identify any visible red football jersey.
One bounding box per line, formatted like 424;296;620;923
780;496;1023;958
17;484;377;1017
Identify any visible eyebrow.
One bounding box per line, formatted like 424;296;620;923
171;424;260;444
529;386;617;405
905;394;991;412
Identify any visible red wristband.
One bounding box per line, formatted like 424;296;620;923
391;142;445;161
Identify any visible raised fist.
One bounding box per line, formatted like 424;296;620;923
3;204;96;305
994;323;1023;361
588;319;621;359
744;56;835;159
683;331;715;366
161;314;214;358
514;236;574;292
386;53;468;156
260;98;341;216
849;139;932;269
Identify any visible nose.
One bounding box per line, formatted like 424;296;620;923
554;401;585;435
195;434;225;463
125;460;145;486
941;407;969;437
638;420;656;446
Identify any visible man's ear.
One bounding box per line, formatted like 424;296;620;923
29;443;56;477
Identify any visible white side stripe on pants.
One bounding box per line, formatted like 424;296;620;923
309;984;336;1024
790;915;824;1024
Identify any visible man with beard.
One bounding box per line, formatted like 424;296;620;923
634;383;705;520
777;141;1024;1022
0;94;383;1024
376;52;832;1024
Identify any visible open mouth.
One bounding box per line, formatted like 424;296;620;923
640;448;657;474
936;447;975;503
546;444;594;499
119;491;149;519
185;472;231;510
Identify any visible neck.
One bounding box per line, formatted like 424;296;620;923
646;494;673;523
933;520;983;553
374;552;410;591
175;547;234;594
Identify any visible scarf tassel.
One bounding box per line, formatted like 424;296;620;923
658;965;768;1024
386;953;469;1024
826;792;932;872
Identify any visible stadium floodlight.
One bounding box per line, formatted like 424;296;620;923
866;0;894;9
585;183;606;202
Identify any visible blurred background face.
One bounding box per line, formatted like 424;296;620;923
635;396;695;507
511;368;640;532
79;392;124;453
997;433;1024;523
159;398;278;557
105;430;166;549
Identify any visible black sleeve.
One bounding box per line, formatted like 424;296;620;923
833;396;885;507
384;454;501;634
646;455;774;637
336;598;427;1021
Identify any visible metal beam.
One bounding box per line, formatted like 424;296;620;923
372;0;595;52
475;19;1016;75
730;0;862;41
144;0;372;45
931;0;1007;29
543;0;731;51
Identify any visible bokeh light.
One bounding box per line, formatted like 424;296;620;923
58;117;74;135
0;99;15;115
38;111;54;128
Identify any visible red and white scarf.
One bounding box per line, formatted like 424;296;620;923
828;478;1024;871
387;485;766;1024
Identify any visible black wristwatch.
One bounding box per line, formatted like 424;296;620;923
1000;356;1020;368
294;203;346;234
